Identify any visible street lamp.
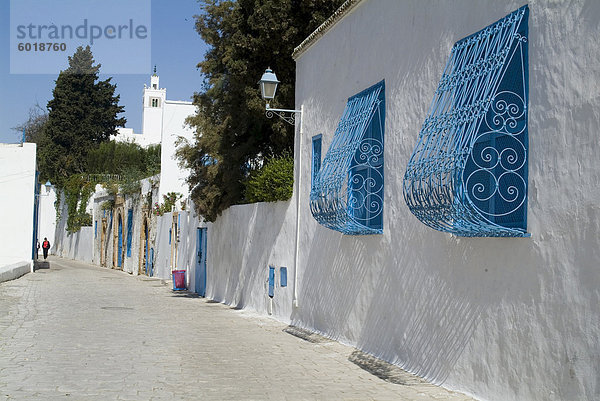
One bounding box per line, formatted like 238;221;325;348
259;67;279;102
259;67;302;125
36;180;52;197
259;67;303;309
44;180;52;194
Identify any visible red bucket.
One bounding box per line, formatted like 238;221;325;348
172;270;186;291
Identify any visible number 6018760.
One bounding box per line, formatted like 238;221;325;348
18;42;67;51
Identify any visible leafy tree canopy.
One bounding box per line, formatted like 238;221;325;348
38;45;126;188
245;153;293;203
177;0;344;221
87;140;161;178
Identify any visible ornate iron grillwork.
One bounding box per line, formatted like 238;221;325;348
403;6;529;237
310;80;385;235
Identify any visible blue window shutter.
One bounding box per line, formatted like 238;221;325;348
403;6;529;237
311;135;322;190
280;267;287;287
126;209;133;257
268;266;275;298
310;80;385;235
94;221;97;239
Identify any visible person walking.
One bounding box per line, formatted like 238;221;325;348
42;237;51;260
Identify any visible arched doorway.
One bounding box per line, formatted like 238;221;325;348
100;218;107;266
113;208;124;270
117;213;123;268
138;216;150;276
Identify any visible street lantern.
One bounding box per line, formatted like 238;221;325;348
259;67;300;126
44;180;52;194
259;68;279;101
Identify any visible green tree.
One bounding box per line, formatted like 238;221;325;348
87;140;161;177
38;45;126;188
177;0;344;221
245;153;294;203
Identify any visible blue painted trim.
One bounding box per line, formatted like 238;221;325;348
280;267;287;287
268;266;275;298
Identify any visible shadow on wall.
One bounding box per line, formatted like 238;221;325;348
292;227;375;341
210;203;289;312
360;229;542;385
295;218;542;385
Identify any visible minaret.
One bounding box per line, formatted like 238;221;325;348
142;66;166;145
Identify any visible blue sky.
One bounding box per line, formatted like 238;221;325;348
0;0;209;143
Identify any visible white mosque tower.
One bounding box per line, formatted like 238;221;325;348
113;67;197;198
141;66;167;146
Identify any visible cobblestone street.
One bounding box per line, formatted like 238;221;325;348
0;257;474;401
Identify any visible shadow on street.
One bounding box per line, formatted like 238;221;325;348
33;260;50;271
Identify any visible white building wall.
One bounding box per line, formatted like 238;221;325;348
158;101;196;200
0;143;36;267
37;185;57;255
292;1;600;401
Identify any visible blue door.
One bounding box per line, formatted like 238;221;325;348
117;215;123;267
144;223;149;275
195;228;207;296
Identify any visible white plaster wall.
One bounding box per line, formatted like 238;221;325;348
37;185;57;255
158;101;196;200
0;143;36;266
113;128;149;147
293;1;600;401
53;192;94;264
206;202;296;322
153;212;175;280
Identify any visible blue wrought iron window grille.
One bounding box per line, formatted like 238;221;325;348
403;6;529;237
310;80;385;235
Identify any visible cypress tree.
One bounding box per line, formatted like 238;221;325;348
38;45;126;187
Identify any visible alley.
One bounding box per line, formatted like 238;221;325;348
0;257;474;401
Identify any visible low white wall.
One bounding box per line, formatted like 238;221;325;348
153;212;174;280
54;192;94;264
206;202;295;321
54;227;94;264
0;261;30;283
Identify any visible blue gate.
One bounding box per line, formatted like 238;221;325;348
117;214;123;268
144;223;149;275
195;228;207;296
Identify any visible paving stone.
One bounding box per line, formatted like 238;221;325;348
0;257;476;400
